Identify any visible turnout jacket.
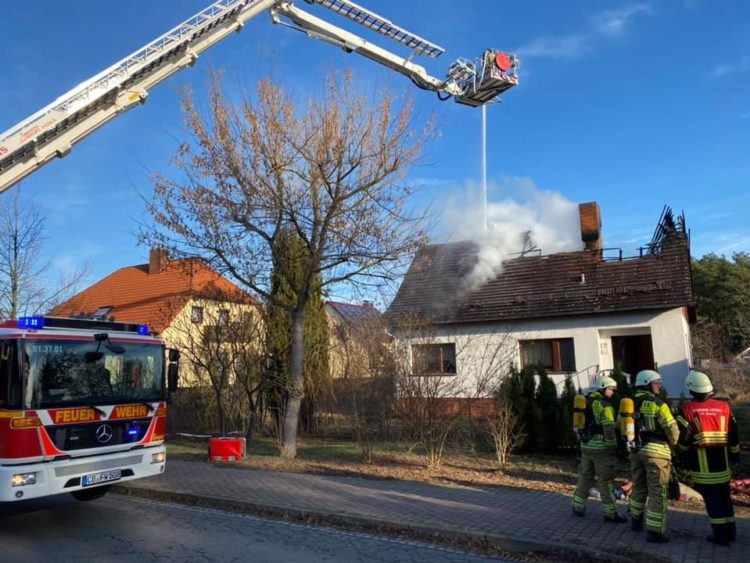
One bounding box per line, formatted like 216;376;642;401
581;391;617;452
634;390;679;459
677;397;740;485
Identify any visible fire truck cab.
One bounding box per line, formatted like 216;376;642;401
0;316;177;502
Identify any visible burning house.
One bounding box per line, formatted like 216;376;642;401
386;203;695;396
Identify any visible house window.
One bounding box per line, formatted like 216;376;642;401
93;306;112;320
218;310;229;326
411;343;457;375
191;306;203;324
519;338;576;372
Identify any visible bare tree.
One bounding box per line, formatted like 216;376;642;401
330;312;394;462
485;394;525;468
162;292;264;438
142;70;432;458
0;190;89;320
391;315;517;468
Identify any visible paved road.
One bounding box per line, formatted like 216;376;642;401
0;493;506;562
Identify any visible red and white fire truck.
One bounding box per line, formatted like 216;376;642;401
0;316;178;502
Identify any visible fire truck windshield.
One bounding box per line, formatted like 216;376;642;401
23;340;165;408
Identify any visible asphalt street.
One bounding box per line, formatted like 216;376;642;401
0;493;507;562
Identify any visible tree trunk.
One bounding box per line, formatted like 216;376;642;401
245;389;258;444
214;385;227;437
280;306;305;458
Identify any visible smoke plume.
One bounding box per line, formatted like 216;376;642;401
441;177;583;289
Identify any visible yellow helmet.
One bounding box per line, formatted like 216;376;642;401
685;370;713;394
635;369;661;387
593;375;617;390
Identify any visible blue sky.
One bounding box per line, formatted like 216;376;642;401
0;0;748;300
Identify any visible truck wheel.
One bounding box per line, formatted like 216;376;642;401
71;485;111;501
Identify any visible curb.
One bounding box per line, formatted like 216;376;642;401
111;484;655;562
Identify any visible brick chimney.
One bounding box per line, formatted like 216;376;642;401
149;248;169;275
579;202;603;251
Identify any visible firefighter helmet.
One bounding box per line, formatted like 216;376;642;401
593;375;618;390
685;370;713;394
635;369;662;388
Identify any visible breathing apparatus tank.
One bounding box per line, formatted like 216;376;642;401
573;394;587;432
619;397;635;445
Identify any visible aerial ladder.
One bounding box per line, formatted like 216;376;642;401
0;0;519;194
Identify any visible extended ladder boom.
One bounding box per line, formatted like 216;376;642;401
0;0;518;194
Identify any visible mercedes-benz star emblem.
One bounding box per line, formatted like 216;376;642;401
96;424;113;444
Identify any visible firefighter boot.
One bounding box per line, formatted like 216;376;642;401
707;524;731;547
646;531;669;544
631;515;643;531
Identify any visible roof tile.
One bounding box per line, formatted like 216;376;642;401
52;258;257;333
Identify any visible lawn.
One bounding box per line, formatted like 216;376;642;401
167;434;581;495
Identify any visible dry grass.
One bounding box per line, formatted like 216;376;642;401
169;435;580;494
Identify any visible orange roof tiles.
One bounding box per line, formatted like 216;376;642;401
52;258;257;333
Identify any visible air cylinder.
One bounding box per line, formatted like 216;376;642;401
619;397;635;443
573;394;587;430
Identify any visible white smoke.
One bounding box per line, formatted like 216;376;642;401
441;177;584;289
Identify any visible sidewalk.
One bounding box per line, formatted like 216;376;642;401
115;460;746;562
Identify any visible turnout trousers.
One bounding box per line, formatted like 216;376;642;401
572;447;618;517
628;450;671;534
693;482;736;543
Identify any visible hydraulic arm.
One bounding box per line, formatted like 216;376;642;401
0;0;518;194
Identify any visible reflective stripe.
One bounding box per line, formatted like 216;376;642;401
710;517;729;524
689;470;731;484
693;430;728;446
698;448;709;475
629;498;645;518
640;442;672;459
646;510;667;534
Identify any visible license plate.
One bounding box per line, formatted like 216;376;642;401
82;469;122;487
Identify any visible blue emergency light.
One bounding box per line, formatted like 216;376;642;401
137;325;150;335
18;316;45;329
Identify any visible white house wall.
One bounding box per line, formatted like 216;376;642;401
395;307;692;398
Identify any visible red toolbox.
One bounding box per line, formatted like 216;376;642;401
209;437;246;462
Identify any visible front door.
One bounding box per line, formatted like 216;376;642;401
611;335;655;386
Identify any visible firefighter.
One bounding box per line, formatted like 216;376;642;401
628;369;679;543
676;370;740;546
571;375;627;522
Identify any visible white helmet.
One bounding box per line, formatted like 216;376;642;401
593;375;617;390
685;370;713;394
635;369;661;388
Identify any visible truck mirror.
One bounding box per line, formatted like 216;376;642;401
168;363;179;392
168;348;181;362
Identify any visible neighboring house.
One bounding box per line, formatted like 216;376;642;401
326;300;386;379
386;203;695;396
52;249;261;385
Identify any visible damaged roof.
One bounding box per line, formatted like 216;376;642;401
387;231;693;325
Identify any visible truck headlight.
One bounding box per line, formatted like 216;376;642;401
11;472;37;487
151;452;166;464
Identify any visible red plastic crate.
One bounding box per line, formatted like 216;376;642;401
209;437;246;462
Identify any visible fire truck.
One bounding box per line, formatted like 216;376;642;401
0;1;518;502
0;316;178;502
